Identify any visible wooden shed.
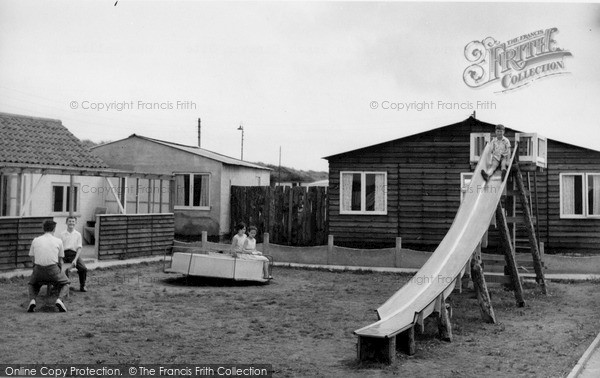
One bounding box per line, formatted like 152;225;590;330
324;116;600;253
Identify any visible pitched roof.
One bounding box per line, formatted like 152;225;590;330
95;134;271;171
324;116;600;160
0;112;108;169
322;117;492;159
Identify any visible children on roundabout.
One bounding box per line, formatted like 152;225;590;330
230;222;272;280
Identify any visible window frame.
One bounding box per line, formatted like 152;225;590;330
586;173;600;219
558;172;600;219
515;133;548;169
470;133;491;163
339;171;387;215
174;173;211;210
51;183;80;215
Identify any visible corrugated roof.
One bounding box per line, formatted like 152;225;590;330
98;134;270;171
0;112;108;169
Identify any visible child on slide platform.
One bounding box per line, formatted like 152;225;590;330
481;124;511;182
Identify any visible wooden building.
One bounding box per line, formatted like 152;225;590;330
324;116;600;253
0;112;174;232
92;134;271;238
0;112;176;269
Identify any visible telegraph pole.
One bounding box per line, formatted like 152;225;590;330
237;123;244;160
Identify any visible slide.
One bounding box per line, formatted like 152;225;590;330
355;142;518;339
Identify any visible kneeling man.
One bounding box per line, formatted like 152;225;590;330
27;220;70;312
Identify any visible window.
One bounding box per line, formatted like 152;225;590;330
560;174;584;217
588;174;600;217
52;184;79;213
340;172;386;214
515;133;547;168
519;135;535;157
537;136;547;167
1;174;10;216
175;173;209;209
470;133;491;163
460;173;473;203
560;173;600;218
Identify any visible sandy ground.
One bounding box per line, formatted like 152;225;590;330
1;262;599;378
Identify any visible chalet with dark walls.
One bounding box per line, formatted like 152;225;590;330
324;116;600;254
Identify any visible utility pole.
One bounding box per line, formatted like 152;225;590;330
278;146;282;186
237;123;244;160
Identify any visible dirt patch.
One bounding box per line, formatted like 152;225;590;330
1;262;599;377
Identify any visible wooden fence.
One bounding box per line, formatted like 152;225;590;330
230;186;328;246
0;216;52;270
96;213;174;260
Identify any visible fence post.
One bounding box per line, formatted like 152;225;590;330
287;188;294;245
15;173;22;216
94;215;100;260
395;237;402;268
201;231;207;252
168;178;176;213
263;232;270;253
327;235;334;265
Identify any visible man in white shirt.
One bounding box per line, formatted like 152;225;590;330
61;216;88;292
28;220;70;312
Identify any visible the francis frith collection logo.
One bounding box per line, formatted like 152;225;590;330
463;27;572;93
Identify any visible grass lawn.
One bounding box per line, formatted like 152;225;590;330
1;262;599;377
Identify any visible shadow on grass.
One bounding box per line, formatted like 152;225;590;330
35;304;63;313
342;357;408;374
162;275;270;288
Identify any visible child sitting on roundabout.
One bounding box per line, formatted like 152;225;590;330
230;223;272;280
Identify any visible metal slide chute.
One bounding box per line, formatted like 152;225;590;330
355;141;518;339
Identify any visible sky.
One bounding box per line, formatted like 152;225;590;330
1;1;599;172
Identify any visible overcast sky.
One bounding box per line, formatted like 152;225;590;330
1;1;599;171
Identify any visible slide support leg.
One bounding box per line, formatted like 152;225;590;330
357;335;396;364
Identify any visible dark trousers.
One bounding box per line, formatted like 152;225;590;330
64;249;87;287
28;264;70;300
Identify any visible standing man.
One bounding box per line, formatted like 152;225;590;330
28;220;70;312
61;216;88;292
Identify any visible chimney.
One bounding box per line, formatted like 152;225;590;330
197;118;201;148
